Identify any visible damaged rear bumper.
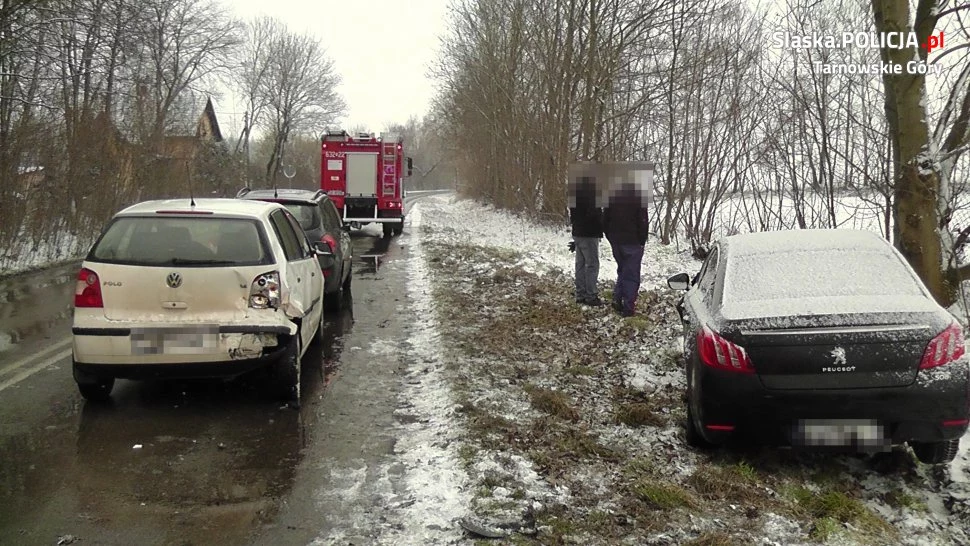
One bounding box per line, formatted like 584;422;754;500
72;324;296;380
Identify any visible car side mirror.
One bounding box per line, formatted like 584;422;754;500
406;157;413;177
667;272;690;291
312;241;336;270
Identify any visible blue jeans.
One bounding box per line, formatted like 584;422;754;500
573;237;600;301
610;242;644;313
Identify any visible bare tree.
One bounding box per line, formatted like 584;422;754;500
231;16;278;163
125;0;241;145
259;27;345;183
871;0;970;305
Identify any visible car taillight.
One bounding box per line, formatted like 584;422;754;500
320;234;336;253
920;323;966;369
697;326;754;374
74;268;103;308
320;234;337;277
249;271;281;309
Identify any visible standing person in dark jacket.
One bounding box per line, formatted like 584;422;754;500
604;181;649;317
569;176;604;306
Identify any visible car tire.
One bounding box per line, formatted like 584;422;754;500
77;379;115;402
342;264;353;295
313;302;326;344
393;218;403;236
73;359;114;402
383;222;394;237
910;439;960;464
272;334;302;407
685;400;714;449
324;286;343;312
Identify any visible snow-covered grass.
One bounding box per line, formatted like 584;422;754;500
386;193;970;545
709;190;892;238
420;195;697;288
0;228;90;277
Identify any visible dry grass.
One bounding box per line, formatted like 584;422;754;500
784;484;896;541
526;386;580;422
421;237;914;545
632;480;698;510
614;402;664;428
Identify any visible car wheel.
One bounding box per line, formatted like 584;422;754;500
73;359;114;402
910;439;960;464
685;399;714;449
313;302;326;345
272;334;302;407
393;218;404;236
324;286;343;312
383;223;393;237
342;265;353;293
78;379;115;402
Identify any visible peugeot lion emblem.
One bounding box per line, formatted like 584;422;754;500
166;272;183;289
830;347;847;366
821;347;854;372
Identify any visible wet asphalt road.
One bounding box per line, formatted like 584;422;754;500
0;223;415;545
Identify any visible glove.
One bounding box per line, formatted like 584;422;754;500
568;240;576;253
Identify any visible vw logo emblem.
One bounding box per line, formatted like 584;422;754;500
166;272;183;288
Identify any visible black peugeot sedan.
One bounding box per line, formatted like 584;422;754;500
238;188;353;311
667;229;968;464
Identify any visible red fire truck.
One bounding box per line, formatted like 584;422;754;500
320;130;410;236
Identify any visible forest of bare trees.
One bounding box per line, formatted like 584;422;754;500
0;0;344;272
431;0;970;305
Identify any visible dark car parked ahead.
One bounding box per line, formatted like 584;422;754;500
667;229;969;464
238;188;353;310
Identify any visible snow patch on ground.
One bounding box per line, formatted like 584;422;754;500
418;194;697;288
0;229;88;277
378;203;468;543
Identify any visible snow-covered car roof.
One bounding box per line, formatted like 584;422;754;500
115;198;283;218
718;229;936;319
721;228;888;256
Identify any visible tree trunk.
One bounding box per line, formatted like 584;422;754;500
871;0;952;305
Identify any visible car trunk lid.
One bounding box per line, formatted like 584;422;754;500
95;263;272;322
724;307;940;390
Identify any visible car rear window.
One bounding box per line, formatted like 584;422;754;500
89;216;271;266
723;249;926;303
281;203;320;231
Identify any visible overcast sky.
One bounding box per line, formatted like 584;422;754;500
223;0;449;137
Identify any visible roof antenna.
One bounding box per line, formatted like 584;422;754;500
188;168;197;207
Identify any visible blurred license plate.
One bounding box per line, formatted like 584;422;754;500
793;419;886;448
131;326;219;355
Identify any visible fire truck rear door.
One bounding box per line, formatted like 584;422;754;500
345;153;378;197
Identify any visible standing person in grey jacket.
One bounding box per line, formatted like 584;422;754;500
569;176;604;306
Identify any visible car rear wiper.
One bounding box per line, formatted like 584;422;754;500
169;258;238;265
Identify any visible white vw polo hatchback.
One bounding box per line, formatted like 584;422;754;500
72;198;330;405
